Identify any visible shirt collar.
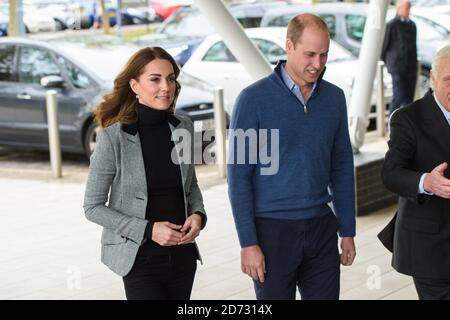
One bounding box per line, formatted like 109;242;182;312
280;63;317;101
433;93;450;126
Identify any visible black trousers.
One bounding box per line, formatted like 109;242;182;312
123;244;197;300
413;277;450;300
253;212;340;300
389;71;417;116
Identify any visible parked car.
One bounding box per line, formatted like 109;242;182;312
134;1;287;66
0;13;7;36
414;0;449;7
260;2;449;73
182;27;393;120
0;2;58;34
0;36;214;158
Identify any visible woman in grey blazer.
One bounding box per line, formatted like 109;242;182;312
83;47;207;300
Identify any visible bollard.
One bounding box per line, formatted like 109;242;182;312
46;90;62;178
213;87;227;178
376;61;386;137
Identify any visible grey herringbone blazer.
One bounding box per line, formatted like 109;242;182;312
83;114;207;277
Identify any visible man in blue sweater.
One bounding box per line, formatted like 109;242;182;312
228;14;356;300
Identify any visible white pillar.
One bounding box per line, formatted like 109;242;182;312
46;90;62;178
214;87;227;178
116;0;123;38
348;0;389;153
193;0;272;81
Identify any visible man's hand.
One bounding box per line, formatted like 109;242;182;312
152;222;185;246
340;237;356;266
178;213;202;245
424;162;450;199
241;245;266;283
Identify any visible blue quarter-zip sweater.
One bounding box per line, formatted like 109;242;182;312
228;61;356;248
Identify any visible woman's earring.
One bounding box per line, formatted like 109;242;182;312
136;94;139;100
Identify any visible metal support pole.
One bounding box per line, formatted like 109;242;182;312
116;0;123;38
193;0;272;81
214;87;227;178
46;90;62;178
414;60;422;101
348;0;389;153
376;61;386;137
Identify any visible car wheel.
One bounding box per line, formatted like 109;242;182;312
83;122;99;159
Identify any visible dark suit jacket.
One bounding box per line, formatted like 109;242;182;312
381;90;450;279
381;16;417;74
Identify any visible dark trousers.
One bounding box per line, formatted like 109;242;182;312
123;245;197;300
389;71;417;115
413;277;450;300
254;213;340;300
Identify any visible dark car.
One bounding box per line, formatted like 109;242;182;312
0;36;214;158
134;1;287;66
0;16;7;36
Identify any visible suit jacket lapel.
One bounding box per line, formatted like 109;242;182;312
119;123;147;211
422;91;450;157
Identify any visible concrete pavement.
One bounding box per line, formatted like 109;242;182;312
0;171;417;300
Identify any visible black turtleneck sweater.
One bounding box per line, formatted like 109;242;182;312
137;103;188;250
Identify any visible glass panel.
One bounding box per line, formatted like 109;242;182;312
202;41;236;62
0;45;15;82
57;55;93;89
18;47;61;84
345;14;366;42
253;39;286;64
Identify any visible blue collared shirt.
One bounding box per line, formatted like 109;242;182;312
418;93;450;194
280;63;316;106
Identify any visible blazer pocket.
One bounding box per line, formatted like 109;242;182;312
403;217;439;234
101;233;128;246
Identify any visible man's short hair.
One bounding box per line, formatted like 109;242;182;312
431;44;450;76
286;13;329;48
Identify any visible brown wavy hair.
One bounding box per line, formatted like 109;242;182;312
94;47;181;128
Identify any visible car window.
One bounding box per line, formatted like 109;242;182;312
253;39;286;64
321;14;336;39
0;44;16;82
57;55;93;89
18;46;62;84
203;39;286;64
266;13;335;38
266;14;293;27
202;41;236;62
236;16;263;28
345;14;366;42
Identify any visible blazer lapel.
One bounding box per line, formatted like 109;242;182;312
119;123;147;212
422;91;450;157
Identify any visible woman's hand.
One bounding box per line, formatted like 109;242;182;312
178;213;202;245
151;222;185;246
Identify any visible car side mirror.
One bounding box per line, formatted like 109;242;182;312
40;75;65;89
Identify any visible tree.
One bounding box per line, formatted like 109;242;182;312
8;0;18;36
98;0;111;34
